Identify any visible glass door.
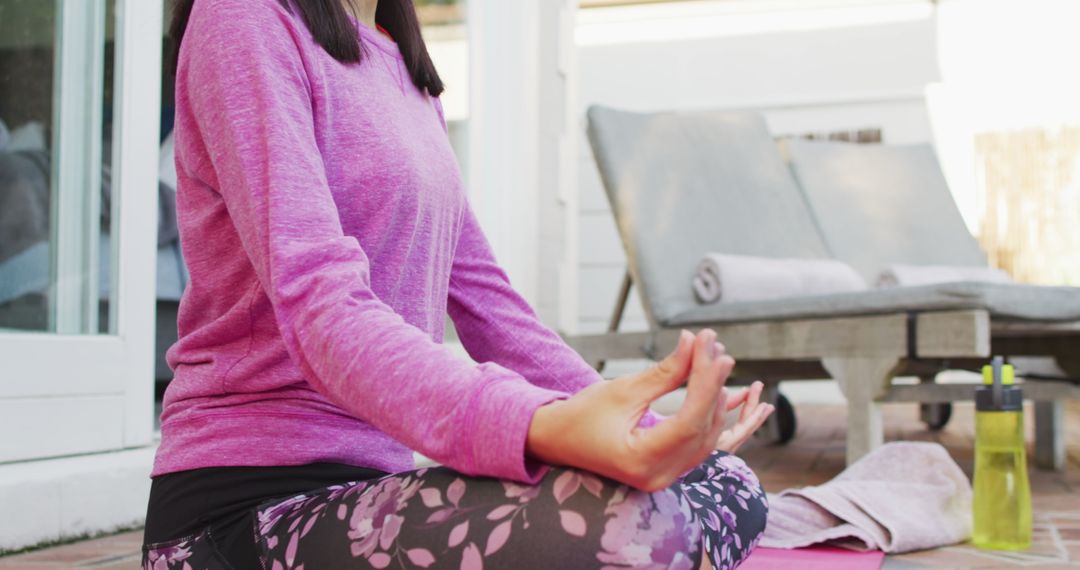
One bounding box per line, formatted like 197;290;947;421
0;0;162;463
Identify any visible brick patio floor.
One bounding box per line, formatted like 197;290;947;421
2;401;1077;569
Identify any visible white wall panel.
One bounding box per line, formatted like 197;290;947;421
0;446;154;551
0;396;125;463
576;3;938;115
578;214;625;266
578;265;647;323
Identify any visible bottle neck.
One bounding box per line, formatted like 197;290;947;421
975;385;1023;412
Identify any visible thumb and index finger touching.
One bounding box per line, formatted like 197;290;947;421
678;330;733;430
631;329;696;401
634;329;734;436
633;329;733;411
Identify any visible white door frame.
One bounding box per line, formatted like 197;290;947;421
0;0;162;462
51;0;106;335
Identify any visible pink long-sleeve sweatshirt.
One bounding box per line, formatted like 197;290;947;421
153;0;609;483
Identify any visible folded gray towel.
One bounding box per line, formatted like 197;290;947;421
877;264;1011;288
760;442;972;554
692;253;866;304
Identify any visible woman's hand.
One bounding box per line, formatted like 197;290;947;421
713;380;774;454
527;329;737;491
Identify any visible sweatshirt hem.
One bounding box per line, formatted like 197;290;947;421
152;411;415;478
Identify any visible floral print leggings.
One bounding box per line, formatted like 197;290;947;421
143;451;767;570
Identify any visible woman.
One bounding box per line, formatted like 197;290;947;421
142;0;773;568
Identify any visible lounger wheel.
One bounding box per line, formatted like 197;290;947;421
764;393;797;445
920;402;953;431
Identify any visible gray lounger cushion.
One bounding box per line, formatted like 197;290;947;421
588;107;1080;328
587;106;830;324
667;282;1080;326
785;140;989;282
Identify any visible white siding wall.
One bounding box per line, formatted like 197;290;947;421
574;0;941;336
429;3;580;330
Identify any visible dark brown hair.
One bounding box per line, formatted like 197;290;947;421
167;0;444;96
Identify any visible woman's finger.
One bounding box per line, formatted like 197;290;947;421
739;381;764;423
711;387;730;433
733;403;775;447
642;334;728;473
633;329;695;402
717;401;775;453
724;386;750;412
675;331;726;429
707;387;731;448
744;403;772;434
754;403;776;432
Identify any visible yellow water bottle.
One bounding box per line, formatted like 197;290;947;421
972;356;1031;550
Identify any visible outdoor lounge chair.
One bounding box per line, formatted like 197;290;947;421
783;137;1080;465
568;105;1080;468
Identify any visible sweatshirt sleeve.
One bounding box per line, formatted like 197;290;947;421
447;203;608;394
447;202;669;429
179;0;563;483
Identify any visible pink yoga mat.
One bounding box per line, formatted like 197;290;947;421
740;546;885;570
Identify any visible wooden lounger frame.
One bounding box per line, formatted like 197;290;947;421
568;271;1080;469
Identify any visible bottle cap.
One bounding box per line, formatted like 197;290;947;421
976;356;1022;412
982;362;1015;385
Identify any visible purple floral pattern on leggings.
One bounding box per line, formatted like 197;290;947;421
597;484;700;570
142;529;215;570
143;543;193;570
682;452;769;570
144;452;766;569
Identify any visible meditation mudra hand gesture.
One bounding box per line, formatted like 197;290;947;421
528;329;775;491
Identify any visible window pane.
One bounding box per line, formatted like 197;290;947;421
0;0;116;335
